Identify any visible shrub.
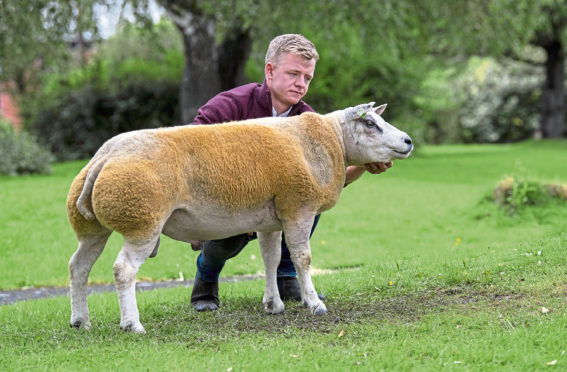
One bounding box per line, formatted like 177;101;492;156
0;120;54;175
20;19;183;161
457;58;541;143
28;80;180;160
493;176;566;214
415;67;463;145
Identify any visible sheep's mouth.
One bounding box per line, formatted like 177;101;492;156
392;146;413;156
394;149;411;155
392;147;413;158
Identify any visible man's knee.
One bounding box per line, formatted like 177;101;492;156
202;234;251;261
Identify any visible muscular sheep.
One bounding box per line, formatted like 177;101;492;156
67;102;413;333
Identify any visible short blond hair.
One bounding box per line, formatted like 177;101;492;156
265;34;319;66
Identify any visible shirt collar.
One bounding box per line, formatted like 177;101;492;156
272;106;292;117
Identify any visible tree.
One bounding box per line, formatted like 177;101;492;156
154;1;253;123
421;0;566;138
0;0;107;96
528;1;567;138
3;0;565;139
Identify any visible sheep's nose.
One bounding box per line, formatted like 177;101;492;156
404;136;413;146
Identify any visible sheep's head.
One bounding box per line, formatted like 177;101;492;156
340;102;413;165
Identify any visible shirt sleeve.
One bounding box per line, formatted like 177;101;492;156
192;92;241;125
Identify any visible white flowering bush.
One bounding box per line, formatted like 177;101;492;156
457;59;541;143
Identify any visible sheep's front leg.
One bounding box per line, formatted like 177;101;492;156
113;236;158;334
258;231;285;314
283;216;327;316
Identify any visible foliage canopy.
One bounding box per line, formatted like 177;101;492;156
2;0;566;143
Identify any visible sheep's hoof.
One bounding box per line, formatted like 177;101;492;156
120;321;146;334
70;318;91;330
311;302;327;316
263;297;285;314
313;307;327;316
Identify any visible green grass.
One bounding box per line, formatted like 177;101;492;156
1;140;566;370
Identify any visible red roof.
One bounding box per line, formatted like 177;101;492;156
0;85;22;131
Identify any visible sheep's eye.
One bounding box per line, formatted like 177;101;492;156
364;119;375;129
364;119;383;133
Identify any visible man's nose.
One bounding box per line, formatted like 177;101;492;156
295;76;306;88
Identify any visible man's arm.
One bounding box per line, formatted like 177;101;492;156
192;92;241;125
344;162;393;186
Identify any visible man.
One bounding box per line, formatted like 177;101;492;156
187;34;392;311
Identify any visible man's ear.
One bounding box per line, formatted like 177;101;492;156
265;63;275;80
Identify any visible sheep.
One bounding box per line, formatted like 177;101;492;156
67;102;413;334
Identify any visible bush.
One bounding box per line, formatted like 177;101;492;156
415;67;463;144
493;176;566;214
28;80;180;160
23;19;183;161
457;58;541;143
0;120;54;175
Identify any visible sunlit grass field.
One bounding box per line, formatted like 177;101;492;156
0;141;565;288
0;140;566;370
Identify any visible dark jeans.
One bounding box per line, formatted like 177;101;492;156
196;215;321;282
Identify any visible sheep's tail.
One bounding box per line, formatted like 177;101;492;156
76;156;107;220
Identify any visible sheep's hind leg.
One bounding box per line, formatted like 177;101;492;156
114;235;160;334
258;231;285;314
69;231;112;329
283;216;327;316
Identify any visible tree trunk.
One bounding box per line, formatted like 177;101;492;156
217;21;253;91
540;40;565;138
162;2;253;124
177;17;220;123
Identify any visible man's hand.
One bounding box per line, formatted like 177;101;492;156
345;162;394;186
364;161;393;174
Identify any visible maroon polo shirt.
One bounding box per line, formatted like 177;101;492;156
192;80;314;125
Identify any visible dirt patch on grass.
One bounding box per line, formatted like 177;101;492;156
149;286;541;342
315;287;529;326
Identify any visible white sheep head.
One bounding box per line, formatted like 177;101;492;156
341;102;413;165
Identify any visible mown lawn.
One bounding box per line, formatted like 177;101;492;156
0;140;566;371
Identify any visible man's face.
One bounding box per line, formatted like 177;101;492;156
265;52;316;111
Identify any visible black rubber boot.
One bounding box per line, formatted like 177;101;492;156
277;276;326;301
277;276;301;301
191;277;219;311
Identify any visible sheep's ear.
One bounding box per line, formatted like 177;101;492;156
362;102;376;114
375;104;387;116
346;102;376;120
